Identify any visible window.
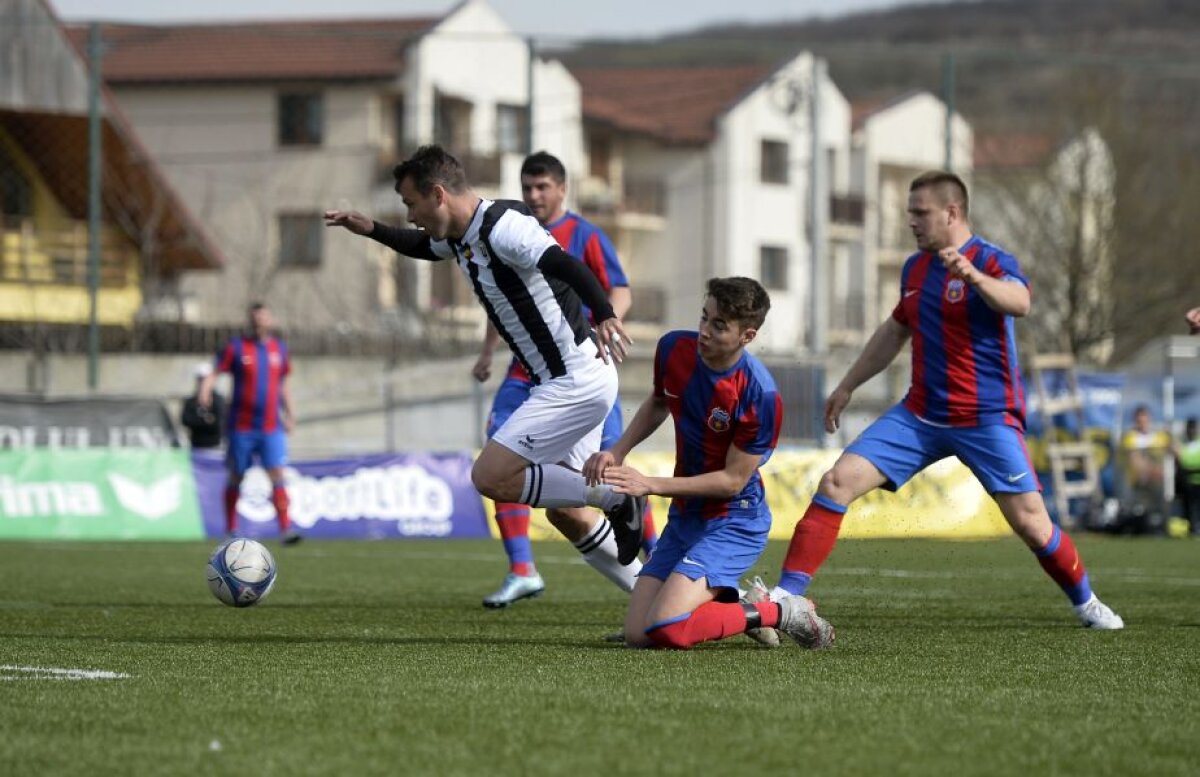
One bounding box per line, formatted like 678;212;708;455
278;93;323;146
760;140;789;184
589;135;611;181
278;214;323;267
433;92;472;151
496;104;528;155
0;147;32;218
760;245;788;290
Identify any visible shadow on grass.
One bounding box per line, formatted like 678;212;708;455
0;630;766;652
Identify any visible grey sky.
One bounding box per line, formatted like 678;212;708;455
49;0;928;42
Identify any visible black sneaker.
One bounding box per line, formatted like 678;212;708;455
281;530;303;546
604;493;646;565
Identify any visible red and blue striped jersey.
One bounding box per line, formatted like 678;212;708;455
505;211;628;383
891;236;1029;429
214;336;291;433
654;330;783;520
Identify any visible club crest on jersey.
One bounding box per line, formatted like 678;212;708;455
945;279;966;303
461;245;474;260
707;408;732;433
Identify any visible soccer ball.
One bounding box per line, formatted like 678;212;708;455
206;538;277;607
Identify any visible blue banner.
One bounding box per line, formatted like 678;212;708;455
192;451;489;540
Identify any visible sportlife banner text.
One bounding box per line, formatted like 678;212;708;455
190;452;490;539
0;396;181;449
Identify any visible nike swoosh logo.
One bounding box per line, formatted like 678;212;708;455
1006;472;1027;482
663;389;680;398
903;290;918;298
681;557;702;566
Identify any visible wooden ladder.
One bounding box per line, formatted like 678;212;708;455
1028;352;1100;526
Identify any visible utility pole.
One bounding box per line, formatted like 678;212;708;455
86;23;105;390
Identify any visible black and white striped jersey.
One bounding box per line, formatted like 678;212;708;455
431;199;596;385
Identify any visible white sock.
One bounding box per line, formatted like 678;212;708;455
769;585;791;603
520;464;586;508
520;464;622;511
573;517;641;593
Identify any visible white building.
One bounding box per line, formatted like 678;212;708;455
570;53;852;357
67;0;584;335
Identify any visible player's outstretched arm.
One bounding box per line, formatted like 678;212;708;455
605;444;761;500
826;317;909;433
324;209;439;260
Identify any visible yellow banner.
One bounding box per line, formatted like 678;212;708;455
485;450;1012;540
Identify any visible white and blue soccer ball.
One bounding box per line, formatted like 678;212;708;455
206;538;277;607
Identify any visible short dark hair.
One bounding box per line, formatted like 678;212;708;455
248;301;268;313
910;170;970;218
520;151;567;183
706;277;770;330
393;145;469;196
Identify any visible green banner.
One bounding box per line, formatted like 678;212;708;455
0;449;203;540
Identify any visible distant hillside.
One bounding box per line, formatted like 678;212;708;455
557;0;1200;132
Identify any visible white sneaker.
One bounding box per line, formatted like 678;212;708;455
1074;595;1124;630
777;594;835;649
741;576;781;648
482;572;545;609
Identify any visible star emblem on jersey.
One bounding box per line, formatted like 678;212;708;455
707;408;731;433
945;279;966;303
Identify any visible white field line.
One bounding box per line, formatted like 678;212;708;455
0;665;130;681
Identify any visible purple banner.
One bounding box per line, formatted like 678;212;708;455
192;451;489;540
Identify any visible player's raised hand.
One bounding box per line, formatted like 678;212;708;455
824;385;853;434
583;451;617;486
938;247;982;285
323;209;373;236
1187;306;1200;334
592;317;632;365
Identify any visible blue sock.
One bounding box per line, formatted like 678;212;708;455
777;571;813;596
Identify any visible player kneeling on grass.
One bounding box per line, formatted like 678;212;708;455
583;278;834;650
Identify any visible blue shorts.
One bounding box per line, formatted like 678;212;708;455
227;430;289;475
640;509;771;591
846;404;1041;494
487;375;624;449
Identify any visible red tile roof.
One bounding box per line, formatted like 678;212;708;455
64;19;437;83
974;132;1058;170
570;64;777;145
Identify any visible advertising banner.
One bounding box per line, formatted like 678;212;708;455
191;452;489;540
0;395;180;449
491;449;1012;541
0;448;203;539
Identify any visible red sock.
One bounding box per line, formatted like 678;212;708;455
1034;525;1093;605
782;497;847;578
646;601;778;650
271;485;290;533
494;502;533;576
223;486;239;534
641;502;659;547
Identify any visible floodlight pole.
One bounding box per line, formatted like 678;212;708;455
86;23;104;390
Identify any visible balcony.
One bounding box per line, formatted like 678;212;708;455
577;177;667;234
829;194;865;224
1;216;137;288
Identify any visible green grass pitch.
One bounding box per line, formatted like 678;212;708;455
1;536;1197;776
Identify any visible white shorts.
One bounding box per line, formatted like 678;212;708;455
491;356;617;469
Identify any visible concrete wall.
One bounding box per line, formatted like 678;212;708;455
2;348;669;457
